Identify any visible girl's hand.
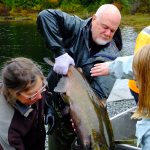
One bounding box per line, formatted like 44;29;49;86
90;62;111;77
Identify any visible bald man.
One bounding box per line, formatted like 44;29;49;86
37;4;122;100
37;4;122;150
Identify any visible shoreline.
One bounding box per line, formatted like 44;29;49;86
0;12;38;22
0;13;149;31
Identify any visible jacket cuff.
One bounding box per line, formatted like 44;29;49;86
54;48;66;58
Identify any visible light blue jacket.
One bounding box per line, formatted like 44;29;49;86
109;55;134;79
136;119;150;150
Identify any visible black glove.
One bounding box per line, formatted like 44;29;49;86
45;105;55;135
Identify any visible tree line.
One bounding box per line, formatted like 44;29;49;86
0;0;150;16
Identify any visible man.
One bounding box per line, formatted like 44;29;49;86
37;4;122;150
37;4;122;100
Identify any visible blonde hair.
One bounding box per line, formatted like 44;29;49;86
132;44;150;119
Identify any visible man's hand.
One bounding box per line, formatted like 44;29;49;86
90;62;111;77
54;53;75;75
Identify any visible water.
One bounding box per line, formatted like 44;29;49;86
0;23;137;72
0;21;51;76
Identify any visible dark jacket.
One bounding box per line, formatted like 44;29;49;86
37;9;122;99
0;94;46;150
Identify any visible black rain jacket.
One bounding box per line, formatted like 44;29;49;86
37;9;122;99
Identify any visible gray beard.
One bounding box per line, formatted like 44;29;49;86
95;38;110;45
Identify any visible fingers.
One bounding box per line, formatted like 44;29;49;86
53;63;68;75
90;64;103;76
90;62;110;77
54;53;75;75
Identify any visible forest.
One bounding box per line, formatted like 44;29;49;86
0;0;150;16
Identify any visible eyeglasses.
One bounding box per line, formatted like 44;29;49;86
20;81;47;101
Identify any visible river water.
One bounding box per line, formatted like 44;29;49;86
0;22;137;71
0;21;51;75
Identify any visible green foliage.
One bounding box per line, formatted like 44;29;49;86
1;0;150;14
41;0;61;9
100;0;113;4
2;0;13;8
59;0;83;13
137;0;150;13
122;13;150;31
1;0;44;10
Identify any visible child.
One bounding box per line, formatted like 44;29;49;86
132;44;150;149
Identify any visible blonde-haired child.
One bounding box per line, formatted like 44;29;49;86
132;44;150;149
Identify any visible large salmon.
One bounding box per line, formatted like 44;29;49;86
44;57;115;150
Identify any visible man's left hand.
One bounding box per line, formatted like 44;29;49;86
54;53;75;75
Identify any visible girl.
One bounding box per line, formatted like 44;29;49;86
132;44;150;149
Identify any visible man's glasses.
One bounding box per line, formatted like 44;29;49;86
20;81;47;101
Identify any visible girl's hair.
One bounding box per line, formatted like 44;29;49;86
1;57;44;105
132;44;150;119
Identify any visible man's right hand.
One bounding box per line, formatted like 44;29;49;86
54;53;75;75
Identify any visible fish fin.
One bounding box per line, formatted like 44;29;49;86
54;76;68;93
43;57;54;66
